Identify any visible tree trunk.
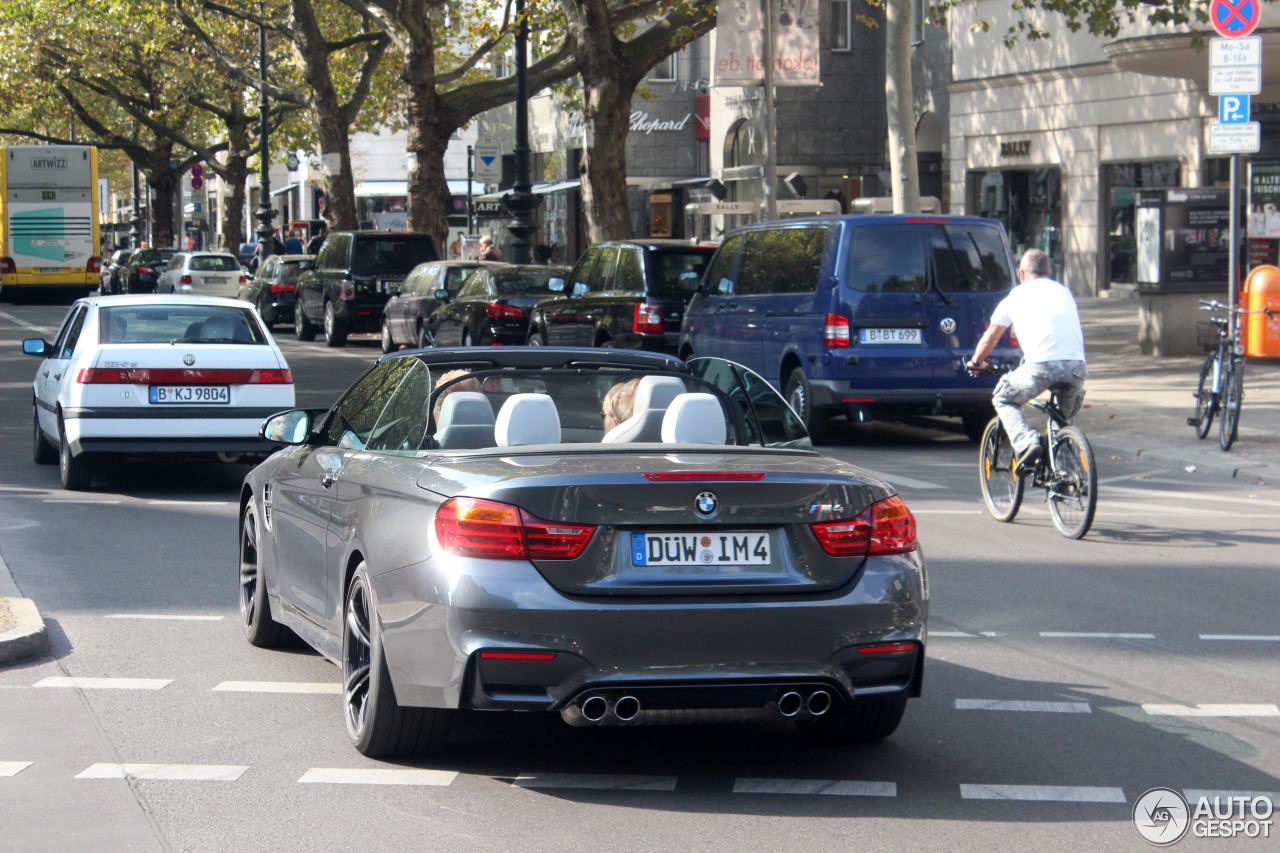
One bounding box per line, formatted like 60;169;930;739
144;145;178;248
219;99;253;250
403;33;453;248
579;77;635;242
315;119;358;230
885;0;919;214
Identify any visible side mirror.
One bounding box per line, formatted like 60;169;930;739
572;282;589;296
261;410;311;445
434;288;449;301
22;338;52;357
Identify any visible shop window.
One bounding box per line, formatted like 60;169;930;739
967;168;1063;279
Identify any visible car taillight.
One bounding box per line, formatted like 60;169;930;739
824;313;850;347
1008;328;1020;348
1;257;15;274
486;302;523;318
87;256;102;273
435;497;595;560
633;301;663;334
340;281;355;299
270;281;296;292
180;275;193;285
239;274;248;285
77;368;293;384
138;266;155;275
247;369;293;384
810;495;916;556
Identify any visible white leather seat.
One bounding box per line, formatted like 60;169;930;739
434;392;495;449
495;393;561;446
601;375;687;443
661;393;726;444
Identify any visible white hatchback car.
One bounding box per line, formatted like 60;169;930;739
157;252;247;297
23;295;296;490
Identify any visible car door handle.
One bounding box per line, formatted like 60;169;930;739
42;371;49;377
319;472;336;488
53;373;62;380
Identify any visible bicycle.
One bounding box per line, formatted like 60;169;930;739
967;362;1098;540
1187;299;1276;452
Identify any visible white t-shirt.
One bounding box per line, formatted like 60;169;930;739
990;276;1085;363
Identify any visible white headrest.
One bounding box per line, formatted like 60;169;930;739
436;391;494;428
495;393;561;446
661;394;726;444
634;375;686;411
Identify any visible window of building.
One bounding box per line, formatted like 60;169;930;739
966;168;1064;279
649;52;677;82
831;0;852;52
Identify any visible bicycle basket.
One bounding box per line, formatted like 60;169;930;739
1197;320;1224;350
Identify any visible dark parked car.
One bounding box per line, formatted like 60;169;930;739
294;231;438;347
526;239;716;353
240;346;925;757
428;264;570;348
236;254;313;328
119;248;179;294
99;248;132;294
380;260;501;352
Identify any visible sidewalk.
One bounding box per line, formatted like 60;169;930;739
1075;295;1280;484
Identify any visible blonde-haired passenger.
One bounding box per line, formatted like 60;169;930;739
602;378;641;434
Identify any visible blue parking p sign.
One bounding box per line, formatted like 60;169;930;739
1220;94;1251;124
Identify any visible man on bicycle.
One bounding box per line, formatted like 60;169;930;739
967;248;1087;472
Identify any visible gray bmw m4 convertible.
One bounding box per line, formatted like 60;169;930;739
238;347;928;757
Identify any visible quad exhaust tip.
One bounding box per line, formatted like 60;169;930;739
613;695;641;722
777;691;804;717
806;689;832;717
580;694;608;723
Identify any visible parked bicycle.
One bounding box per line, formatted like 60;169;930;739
1187;299;1276;452
967;362;1098;540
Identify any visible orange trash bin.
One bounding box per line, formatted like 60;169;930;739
1243;265;1280;359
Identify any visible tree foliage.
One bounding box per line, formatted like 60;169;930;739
928;0;1224;47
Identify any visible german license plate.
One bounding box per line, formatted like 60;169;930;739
39;267;62;273
205;276;228;284
860;328;922;344
149;385;230;404
631;532;770;567
380;279;403;293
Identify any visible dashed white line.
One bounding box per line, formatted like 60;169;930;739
1040;632;1156;640
0;761;33;777
213;681;340;694
298;768;457;786
42;500;120;505
107;614;224;621
34;677;172;690
1200;634;1280;642
513;773;678;791
77;763;248;781
1143;704;1279;717
733;778;896;796
147;500;229;506
960;784;1126;803
932;631;1004;638
0;310;51;331
858;469;945;490
956;699;1092;714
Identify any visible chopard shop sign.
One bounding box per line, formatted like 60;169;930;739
1001;140;1032;157
568;110;693;137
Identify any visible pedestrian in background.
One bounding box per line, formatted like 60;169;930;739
284;230;304;254
307;223;327;254
478;235;503;261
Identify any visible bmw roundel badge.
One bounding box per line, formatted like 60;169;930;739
694;491;718;518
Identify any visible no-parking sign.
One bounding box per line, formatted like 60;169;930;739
1210;0;1260;38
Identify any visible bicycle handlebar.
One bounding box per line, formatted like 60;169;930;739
963;358;1011;376
1199;298;1277;319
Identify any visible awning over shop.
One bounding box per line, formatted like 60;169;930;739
353;180;488;197
532;180;581;195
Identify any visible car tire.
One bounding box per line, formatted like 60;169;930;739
380;319;396;354
785;367;828;444
324;301;348;348
526;329;543;346
343;563;451;757
797;693;908;744
58;415;92;491
294;300;317;341
417;323;434;349
239;503;289;648
33;407;56;465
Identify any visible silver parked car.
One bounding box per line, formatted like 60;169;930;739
157;251;247;297
239;348;927;757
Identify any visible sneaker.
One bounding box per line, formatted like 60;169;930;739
1016;443;1043;474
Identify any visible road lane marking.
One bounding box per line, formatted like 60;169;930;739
213;681;340;694
733;778;896;796
513;773;678;791
147;500;229;506
960;784;1126;803
932;631;1004;638
1200;634;1280;642
1097;470;1169;485
1143;704;1279;717
0;761;32;776
1105;485;1280;508
42;500;120;504
107;614;224;621
77;763;248;781
0;310;51;331
34;677;172;690
956;699;1092;713
910;510;985;514
1096;501;1238;516
1184;789;1280;805
1040;632;1156;640
298;768;457;786
857;468;946;490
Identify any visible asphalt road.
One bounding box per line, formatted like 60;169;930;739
2;301;1278;852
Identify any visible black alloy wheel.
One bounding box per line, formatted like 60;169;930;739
239;503;288;647
324;301;348;347
784;367;828;444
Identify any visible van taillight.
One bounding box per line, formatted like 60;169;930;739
633;302;663;334
824;313;850;347
1;257;15;274
810;496;917;556
1008;329;1020;348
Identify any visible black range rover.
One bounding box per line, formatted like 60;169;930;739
525;239;716;353
294;231;438;347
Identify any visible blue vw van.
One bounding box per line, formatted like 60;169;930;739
678;214;1022;442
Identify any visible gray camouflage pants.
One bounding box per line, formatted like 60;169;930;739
992;360;1087;455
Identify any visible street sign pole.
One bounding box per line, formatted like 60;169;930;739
466;145;475;236
1230;153;1240;327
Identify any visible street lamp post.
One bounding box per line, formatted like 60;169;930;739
253;9;276;264
503;0;537;265
128;161;141;250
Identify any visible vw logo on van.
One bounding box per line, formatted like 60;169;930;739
939;318;957;335
694;492;719;518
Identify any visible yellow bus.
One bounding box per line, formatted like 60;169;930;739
0;145;101;301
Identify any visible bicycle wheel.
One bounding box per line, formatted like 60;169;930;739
979;417;1024;522
1219;357;1244;452
1048;426;1097;540
1193;349;1218;440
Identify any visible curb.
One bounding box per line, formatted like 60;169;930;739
0;597;48;665
1090;438;1274;484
